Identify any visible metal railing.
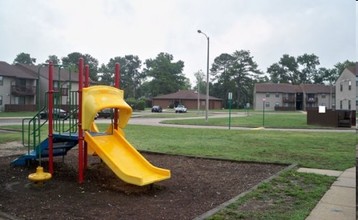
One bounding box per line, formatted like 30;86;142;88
11;85;36;96
21;91;79;154
22;106;47;155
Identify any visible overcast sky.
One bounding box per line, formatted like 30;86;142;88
0;0;356;84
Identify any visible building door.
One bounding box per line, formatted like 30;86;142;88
174;100;180;107
296;93;303;110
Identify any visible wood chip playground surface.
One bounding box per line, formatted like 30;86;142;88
0;148;286;220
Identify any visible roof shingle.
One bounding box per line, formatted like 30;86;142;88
346;62;357;76
16;63;80;82
0;61;38;79
255;83;298;93
255;83;334;94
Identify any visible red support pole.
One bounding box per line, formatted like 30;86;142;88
48;61;54;174
78;58;84;184
115;63;120;88
84;65;89;169
85;65;89;87
114;63;120;130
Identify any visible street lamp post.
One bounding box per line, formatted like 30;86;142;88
228;92;233;130
262;98;266;127
197;29;209;122
197;86;200;113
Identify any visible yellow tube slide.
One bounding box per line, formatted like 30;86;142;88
82;85;132;130
85;130;171;186
82;85;170;185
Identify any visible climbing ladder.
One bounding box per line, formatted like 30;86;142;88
11;64;80;166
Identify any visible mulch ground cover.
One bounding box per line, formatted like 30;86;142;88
0;150;286;220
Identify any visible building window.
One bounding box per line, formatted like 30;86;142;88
266;93;270;97
348;100;351;110
275;102;279;106
340;84;343;91
53;82;59;92
61;88;68;96
0;95;2;105
348;81;351;90
307;94;315;102
0;76;3;86
340;100;342;109
321;94;326;98
265;102;270;107
275;93;279;98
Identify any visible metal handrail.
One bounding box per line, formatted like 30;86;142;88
22;106;47;155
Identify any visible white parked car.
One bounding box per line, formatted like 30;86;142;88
174;104;187;113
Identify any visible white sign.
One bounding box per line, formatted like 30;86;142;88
318;105;326;113
228;92;232;100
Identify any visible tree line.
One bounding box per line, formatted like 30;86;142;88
13;51;355;108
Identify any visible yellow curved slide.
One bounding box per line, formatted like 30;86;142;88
82;85;132;130
82;85;170;186
85;129;171;186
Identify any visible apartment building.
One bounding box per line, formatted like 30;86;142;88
254;83;334;111
16;63;81;108
335;63;357;110
0;61;38;112
0;61;81;112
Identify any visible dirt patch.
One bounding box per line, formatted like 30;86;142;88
0;150;286;220
0;141;26;157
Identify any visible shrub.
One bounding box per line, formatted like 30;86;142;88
135;99;146;110
126;98;145;111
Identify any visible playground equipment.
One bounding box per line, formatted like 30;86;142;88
28;166;52;184
28;130;52;184
11;58;171;186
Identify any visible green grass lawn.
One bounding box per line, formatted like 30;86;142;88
161;112;333;129
121;125;355;171
208;170;336;220
0;123;354;170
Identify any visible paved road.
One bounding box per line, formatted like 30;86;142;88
0;114;356;133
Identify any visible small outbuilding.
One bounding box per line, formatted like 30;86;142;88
152;90;223;110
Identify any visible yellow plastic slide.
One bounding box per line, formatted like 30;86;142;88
84;129;171;186
82;85;132;130
82;85;170;186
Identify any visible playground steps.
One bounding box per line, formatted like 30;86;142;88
11;133;78;166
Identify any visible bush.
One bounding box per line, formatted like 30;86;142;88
135;99;146;110
126;98;145;111
126;98;136;109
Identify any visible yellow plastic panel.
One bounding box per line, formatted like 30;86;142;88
84;130;171;186
82;85;132;130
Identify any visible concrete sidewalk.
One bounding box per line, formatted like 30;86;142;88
298;167;356;220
